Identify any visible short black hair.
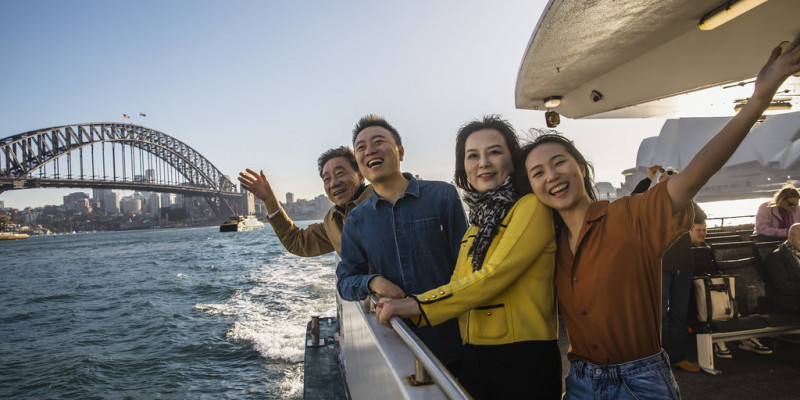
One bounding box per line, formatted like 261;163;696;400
317;146;358;178
351;114;402;146
453;115;521;192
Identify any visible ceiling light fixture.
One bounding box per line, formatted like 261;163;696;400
544;96;562;108
699;0;769;31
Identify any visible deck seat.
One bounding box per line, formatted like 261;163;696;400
759;313;800;327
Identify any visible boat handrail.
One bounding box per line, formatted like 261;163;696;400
705;214;755;228
368;293;472;400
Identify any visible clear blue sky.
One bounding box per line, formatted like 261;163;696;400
0;0;662;209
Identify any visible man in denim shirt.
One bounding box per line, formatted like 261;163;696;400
336;114;467;368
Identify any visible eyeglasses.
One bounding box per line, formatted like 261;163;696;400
659;168;676;176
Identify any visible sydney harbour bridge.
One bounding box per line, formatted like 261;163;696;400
0;123;240;216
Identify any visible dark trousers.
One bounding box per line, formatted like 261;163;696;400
662;269;692;363
458;340;562;400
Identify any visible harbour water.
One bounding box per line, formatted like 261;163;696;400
0;224;338;399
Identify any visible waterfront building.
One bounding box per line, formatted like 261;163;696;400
148;193;161;217
104;191;120;214
286;192;294;204
313;194;332;214
240;188;256;216
120;196;142;215
160;193;175;208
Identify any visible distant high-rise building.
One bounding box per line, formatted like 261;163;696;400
314;194;332;213
104;191;120;214
148;193;161;216
74;198;92;214
63;192;90;206
240;190;255;216
92;188;105;202
120;196;142;215
160;193;175;208
286;192;295;204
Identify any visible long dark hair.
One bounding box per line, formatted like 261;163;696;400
454;115;521;192
517;131;597;233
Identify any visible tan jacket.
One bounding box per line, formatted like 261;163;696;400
268;185;373;256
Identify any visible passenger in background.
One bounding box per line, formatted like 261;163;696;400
238;146;373;256
336;115;467;370
754;184;800;242
520;34;800;400
633;167;706;373
376;116;561;399
631;164;664;194
763;222;800;312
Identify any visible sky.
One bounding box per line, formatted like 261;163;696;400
0;0;663;209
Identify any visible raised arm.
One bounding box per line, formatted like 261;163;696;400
238;168;280;214
667;35;800;211
239;168;334;256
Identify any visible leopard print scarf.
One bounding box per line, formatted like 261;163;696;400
462;176;516;272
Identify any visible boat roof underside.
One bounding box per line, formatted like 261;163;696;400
515;0;800;119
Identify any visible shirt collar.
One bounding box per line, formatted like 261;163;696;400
368;172;419;210
333;184;368;215
585;200;610;223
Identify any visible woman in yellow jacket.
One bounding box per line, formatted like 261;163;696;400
376;115;560;400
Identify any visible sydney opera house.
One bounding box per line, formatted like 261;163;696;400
619;111;800;202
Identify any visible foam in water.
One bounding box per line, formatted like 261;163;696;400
195;251;337;367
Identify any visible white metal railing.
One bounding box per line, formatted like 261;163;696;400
368;294;471;400
336;292;471;400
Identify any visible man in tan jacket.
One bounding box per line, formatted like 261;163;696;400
238;146;373;256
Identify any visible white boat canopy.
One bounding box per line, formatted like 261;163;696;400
515;0;800;119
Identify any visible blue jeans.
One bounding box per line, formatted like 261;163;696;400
564;350;680;400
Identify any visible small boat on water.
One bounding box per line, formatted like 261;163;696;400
219;215;264;232
0;232;28;240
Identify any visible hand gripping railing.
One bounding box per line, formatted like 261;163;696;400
368;294;472;400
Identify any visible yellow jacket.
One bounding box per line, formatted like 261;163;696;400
414;194;558;345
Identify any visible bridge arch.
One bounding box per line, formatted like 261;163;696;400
1;123;239;215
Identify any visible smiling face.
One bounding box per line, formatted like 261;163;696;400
525;142;592;212
690;222;707;246
354;126;404;185
464;129;513;193
321;156;364;208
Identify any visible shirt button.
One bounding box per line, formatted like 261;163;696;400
424;298;429;301
572;277;579;283
593;345;599;350
440;291;445;295
431;295;437;298
581;311;587;316
487;312;492;316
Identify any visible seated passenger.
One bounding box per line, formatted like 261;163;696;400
238;146;373;256
754;184;800;242
376;116;561;399
763;222;800;312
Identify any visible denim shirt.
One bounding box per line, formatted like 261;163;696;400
336;173;468;301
